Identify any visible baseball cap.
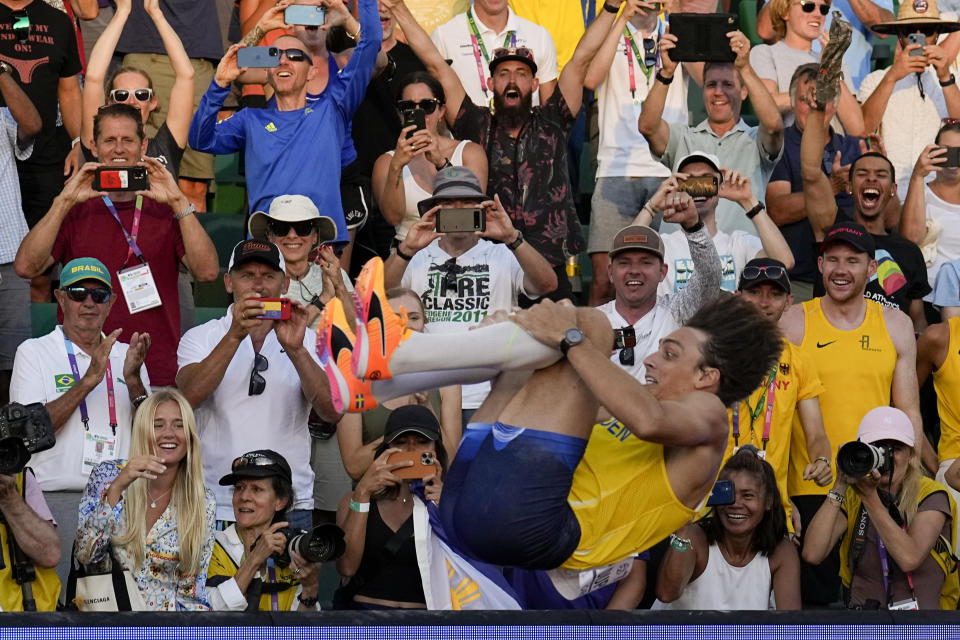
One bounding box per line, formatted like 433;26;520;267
609;225;665;260
738;257;791;294
820;222;876;256
676;151;723;177
218;449;293;486
417;166;489;215
60;257;112;289
856;406;915;447
489;46;538;75
247;194;338;245
227;240;286;273
383;405;442;444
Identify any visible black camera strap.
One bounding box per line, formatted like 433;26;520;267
849;504;870;574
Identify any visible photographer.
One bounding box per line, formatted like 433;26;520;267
803;407;958;609
13;103;219;387
0;463;60;611
206;450;322;611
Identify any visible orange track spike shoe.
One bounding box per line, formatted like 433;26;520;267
316;297;377;413
352;257;411;381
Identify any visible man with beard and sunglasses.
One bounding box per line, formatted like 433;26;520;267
176;240;339;530
188;0;381;247
382;0;625;301
10;257;150;589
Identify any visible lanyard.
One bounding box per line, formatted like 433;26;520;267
63;333;117;434
266;557;279;611
877;534;916;605
623;26;654;100
101;195;146;266
467;7;516;95
732;367;776;451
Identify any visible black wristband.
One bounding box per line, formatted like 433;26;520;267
941;74;956;88
683;219;704;234
745;202;765;220
395;245;415;261
297;594;319;608
602;2;620;13
655;70;674;85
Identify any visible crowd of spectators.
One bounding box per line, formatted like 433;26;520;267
3;0;960;616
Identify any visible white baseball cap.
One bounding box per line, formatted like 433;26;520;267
856;406;915;448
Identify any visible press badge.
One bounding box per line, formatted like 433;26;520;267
889;598;920;611
546;556;636;599
82;431;118;475
117;263;162;314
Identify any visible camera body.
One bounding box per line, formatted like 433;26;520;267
0;403;55;475
836;440;893;477
272;523;346;567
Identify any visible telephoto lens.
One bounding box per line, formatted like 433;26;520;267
836;441;890;477
274;524;346;566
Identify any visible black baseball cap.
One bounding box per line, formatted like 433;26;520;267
383;405;442;444
227;239;286;272
820;222;876;256
738;257;791;294
219;449;293;486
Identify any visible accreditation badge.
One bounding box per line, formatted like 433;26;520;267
117;263;162;314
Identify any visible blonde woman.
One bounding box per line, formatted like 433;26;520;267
75;389;216;610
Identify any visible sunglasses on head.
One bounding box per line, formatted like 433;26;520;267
248;353;268;396
232;452;279;470
741;265;787;280
397;98;440;115
493;46;534;61
109;88;154;103
797;0;830;15
278;47;313;64
267;219;316;237
61;285;111;304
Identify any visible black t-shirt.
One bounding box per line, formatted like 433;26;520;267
81;121;185;180
115;0;223;62
0;0;81;165
813;232;932;312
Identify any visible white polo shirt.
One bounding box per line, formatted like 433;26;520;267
430;4;559;107
177;308;318;521
10;326;150;492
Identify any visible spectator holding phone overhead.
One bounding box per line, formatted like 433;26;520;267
372;71;487;245
638;22;784;236
13;104;219;388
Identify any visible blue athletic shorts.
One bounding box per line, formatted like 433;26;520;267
438;422;587;570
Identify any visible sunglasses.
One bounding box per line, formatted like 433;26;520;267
493;46;534;61
741;265;787;280
797;0;830;15
232;452;280;470
61;286;111;304
248;353;268;396
642;38;657;69
614;326;637;367
397;98;440;115
109;88;154;103
268;219;316;237
278;47;313;65
12;11;28;44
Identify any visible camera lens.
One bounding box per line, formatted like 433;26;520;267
288;524;346;564
837;441;881;477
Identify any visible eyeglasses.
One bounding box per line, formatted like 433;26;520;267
278;47;313;65
397;98;440;115
12;11;28;44
267;219;316;237
797;0;830;15
109;88;154;103
741;265;787;280
249;353;268;396
642;38;658;69
232;452;279;470
61;286;111;304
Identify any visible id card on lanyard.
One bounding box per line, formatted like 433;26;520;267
64;334;119;475
731;367;776;458
467;7;516;101
102;195;162;314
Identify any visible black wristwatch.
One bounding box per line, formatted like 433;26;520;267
506;230;524;251
941;74;957;88
560;328;586;355
602;2;621;13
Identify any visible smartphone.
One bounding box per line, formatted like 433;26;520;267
93;166;148;192
285;4;325;25
668;13;738;63
943;147;960;168
907;32;926;57
677;175;719;199
237;46;281;68
252;298;292;320
706;479;735;507
389;450;440;480
402;108;426;139
436;207;485;233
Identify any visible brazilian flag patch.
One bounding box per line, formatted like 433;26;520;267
55;374;75;392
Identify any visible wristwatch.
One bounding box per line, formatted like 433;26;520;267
560;328;586;355
506;230;524;251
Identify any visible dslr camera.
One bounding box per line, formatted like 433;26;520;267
272;523;346;567
836;440;893;477
0;403;55;475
